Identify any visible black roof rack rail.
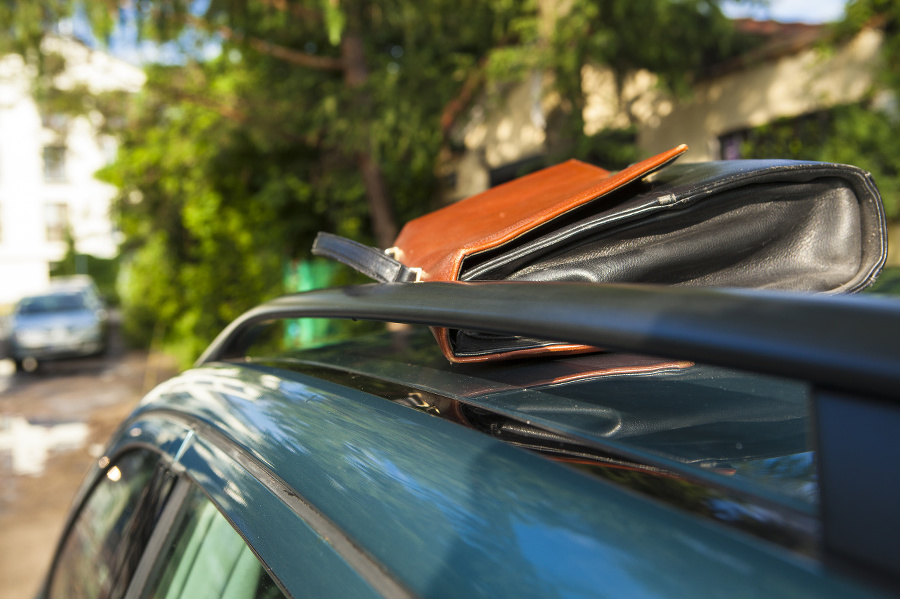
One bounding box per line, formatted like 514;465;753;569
198;281;899;401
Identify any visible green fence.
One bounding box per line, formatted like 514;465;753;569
282;259;342;347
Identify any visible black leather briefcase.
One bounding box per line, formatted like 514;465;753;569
459;160;886;290
315;154;888;362
450;159;887;359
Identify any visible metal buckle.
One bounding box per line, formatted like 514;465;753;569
385;247;422;282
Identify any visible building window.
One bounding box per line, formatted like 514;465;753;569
718;131;746;160
45;202;68;241
43;146;67;183
41;112;69;132
100;135;118;164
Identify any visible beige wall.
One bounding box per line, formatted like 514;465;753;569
445;73;556;200
581;67;662;135
637;28;884;161
887;225;900;267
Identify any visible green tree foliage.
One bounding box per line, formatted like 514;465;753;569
3;0;744;364
100;1;542;363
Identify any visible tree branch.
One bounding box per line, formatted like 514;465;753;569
160;85;310;144
186;15;344;71
256;0;321;22
341;30;398;247
243;34;344;70
156;83;249;123
440;59;487;134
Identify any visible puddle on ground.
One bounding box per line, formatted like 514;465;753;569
0;416;89;476
0;360;13;394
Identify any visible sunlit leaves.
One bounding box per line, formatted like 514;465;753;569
321;0;345;45
843;0;900;92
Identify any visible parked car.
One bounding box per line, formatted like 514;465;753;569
37;281;900;598
10;277;108;372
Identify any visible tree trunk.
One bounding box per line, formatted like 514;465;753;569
341;31;398;248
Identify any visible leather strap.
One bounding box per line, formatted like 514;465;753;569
312;232;422;283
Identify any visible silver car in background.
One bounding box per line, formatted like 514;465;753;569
9;277;109;372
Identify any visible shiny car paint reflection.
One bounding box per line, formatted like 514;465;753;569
120;362;879;598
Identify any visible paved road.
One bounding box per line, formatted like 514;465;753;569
0;327;176;599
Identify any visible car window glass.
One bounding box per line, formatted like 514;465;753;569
17;292;88;314
241;317;386;357
48;450;164;599
145;487;285;599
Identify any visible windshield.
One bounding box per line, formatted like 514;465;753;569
17;293;89;315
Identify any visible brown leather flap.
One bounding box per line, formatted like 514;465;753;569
393;144;688;282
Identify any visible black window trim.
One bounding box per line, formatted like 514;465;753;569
121;475;192;599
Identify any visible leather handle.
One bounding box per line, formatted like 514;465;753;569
312;232;421;283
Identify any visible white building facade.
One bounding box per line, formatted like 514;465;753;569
0;37;144;305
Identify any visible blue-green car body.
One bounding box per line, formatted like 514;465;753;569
41;282;900;598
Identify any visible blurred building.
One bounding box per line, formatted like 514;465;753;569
444;19;885;189
0;37;144;306
634;20;884;162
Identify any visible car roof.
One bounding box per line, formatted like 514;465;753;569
47;275;100;294
127;358;869;599
48;274;94;286
17;276;100;303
